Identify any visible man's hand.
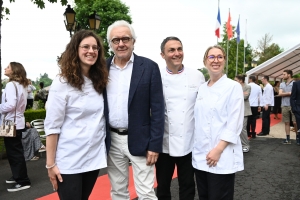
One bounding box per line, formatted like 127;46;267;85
264;105;269;110
146;151;159;166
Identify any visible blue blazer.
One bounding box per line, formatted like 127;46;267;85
105;53;165;156
291;80;300;115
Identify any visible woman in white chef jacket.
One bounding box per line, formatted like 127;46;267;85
193;45;244;200
44;30;109;200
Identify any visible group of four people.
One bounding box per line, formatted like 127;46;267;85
1;20;244;199
44;20;244;200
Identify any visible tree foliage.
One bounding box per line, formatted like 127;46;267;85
33;73;53;89
74;0;132;58
198;68;209;81
218;24;254;79
253;34;284;65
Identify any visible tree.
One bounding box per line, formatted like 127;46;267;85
198;68;209;81
218;24;254;79
254;33;284;65
34;73;53;89
74;0;132;58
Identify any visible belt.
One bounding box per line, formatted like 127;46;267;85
110;127;128;135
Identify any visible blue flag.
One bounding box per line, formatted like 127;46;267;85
236;18;240;44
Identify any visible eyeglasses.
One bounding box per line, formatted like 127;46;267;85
79;45;100;52
111;37;132;45
207;55;225;62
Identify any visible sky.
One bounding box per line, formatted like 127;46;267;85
1;0;300;80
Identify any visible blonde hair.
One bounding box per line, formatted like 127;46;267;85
203;45;226;65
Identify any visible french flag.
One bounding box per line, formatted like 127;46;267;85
215;6;221;38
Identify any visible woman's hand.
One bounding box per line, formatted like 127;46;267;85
206;147;223;167
48;165;63;191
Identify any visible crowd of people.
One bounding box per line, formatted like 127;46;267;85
1;19;300;200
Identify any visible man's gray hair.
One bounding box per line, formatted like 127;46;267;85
106;20;137;44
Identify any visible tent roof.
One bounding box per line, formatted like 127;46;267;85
246;43;300;80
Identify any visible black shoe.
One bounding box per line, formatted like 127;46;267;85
6;177;16;184
7;183;31;192
257;132;268;136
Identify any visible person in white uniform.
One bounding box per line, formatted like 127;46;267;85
247;76;262;138
155;36;205;200
44;30;109;200
193;45;244;200
257;76;274;136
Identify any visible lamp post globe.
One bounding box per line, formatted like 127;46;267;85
64;5;76;37
89;11;101;31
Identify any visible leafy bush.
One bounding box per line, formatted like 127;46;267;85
24;109;46;123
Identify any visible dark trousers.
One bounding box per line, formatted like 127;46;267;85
26;99;33;110
57;169;99;200
194;169;235;200
4;129;31;185
155;152;195;200
261;106;271;134
247;106;259;135
295;113;300;133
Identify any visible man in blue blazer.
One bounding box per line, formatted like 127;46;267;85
105;20;164;200
291;80;300;144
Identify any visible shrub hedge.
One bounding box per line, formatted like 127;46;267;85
24;109;46;123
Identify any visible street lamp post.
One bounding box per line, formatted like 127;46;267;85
88;11;101;31
251;61;258;68
63;6;101;37
63;5;76;37
243;62;248;74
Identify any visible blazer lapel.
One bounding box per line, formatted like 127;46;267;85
128;54;145;107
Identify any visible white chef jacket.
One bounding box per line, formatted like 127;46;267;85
193;75;244;174
160;67;205;156
0;81;27;129
260;83;274;107
45;76;107;174
248;82;262;107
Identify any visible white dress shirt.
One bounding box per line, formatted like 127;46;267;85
0;82;27;129
193;75;244;174
45;76;107;174
27;85;36;99
248;82;262;107
107;54;134;129
160;67;205;156
260;83;274;107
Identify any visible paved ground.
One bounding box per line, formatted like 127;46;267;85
1;120;300;200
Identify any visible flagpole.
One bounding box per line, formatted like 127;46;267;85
235;15;240;76
226;39;229;75
217;0;220;44
243;19;247;74
226;8;230;75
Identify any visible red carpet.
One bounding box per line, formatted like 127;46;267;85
255;113;282;134
36;166;178;200
36;114;280;200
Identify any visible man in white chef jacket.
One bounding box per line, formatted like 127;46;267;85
155;36;205;200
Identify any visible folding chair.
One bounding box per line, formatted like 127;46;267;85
30;119;46;156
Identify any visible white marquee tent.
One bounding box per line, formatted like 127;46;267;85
246;43;300;82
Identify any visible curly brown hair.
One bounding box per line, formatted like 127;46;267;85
58;30;108;94
9;62;29;88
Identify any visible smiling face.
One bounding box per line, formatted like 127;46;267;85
78;36;98;69
161;40;184;69
109;26;134;63
204;47;225;76
4;64;13;77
